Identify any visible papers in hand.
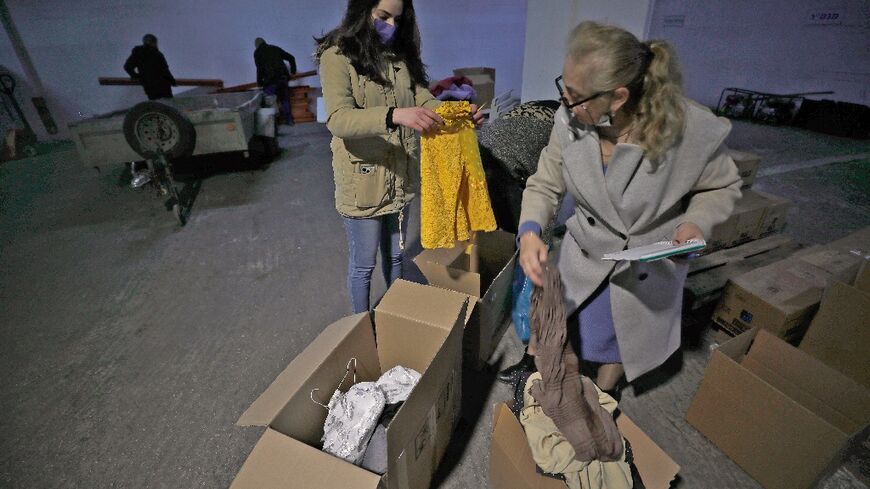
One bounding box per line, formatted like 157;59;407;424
602;239;706;262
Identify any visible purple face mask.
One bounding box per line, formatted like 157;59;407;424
374;18;397;46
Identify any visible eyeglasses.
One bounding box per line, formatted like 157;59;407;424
555;75;607;109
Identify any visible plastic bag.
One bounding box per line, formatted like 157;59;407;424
511;260;533;343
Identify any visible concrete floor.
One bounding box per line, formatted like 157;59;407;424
1;120;868;488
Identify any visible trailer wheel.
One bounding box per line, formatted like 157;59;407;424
123;101;196;160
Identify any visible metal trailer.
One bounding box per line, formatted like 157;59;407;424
68;91;275;224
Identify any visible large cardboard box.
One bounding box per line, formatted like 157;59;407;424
489;403;679;489
827;225;870;255
753;189;791;238
453;66;495;109
231;280;470;489
415;230;516;368
705;189;791;252
799;281;870;388
726;148;761;188
712;246;864;340
686;329;870;489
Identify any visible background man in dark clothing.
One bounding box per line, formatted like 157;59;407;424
254;38;297;123
124;34;177;100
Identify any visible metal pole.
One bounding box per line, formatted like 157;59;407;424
0;0;58;134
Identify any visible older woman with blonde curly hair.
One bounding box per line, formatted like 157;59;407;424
513;22;741;393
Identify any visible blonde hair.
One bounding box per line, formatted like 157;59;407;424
566;22;685;162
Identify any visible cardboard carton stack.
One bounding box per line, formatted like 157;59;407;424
688;248;870;489
712;226;868;340
703;148;791;253
682;149;799;314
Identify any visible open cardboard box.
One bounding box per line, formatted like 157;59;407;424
687;328;870;489
415;230;516;368
490;403;679;489
231;280;470;489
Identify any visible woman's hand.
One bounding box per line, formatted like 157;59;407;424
519;232;548;286
469;104;485;128
392;107;443;134
672;222;704;244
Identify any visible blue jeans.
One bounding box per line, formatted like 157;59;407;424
342;210;410;313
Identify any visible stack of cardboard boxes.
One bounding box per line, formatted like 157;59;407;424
704;149;791;252
689;226;870;489
712;227;868;339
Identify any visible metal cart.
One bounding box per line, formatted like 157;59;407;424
68;91;276;224
716;87;834;125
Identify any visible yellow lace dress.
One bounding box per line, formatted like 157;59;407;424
420;101;497;249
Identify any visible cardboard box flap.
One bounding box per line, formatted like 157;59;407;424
375;279;470;332
415;231;516;299
742;330;870;434
686;342;849;489
476;230;518;286
231;428;382;489
415;246;482;298
614;415;680;489
237;313;380;434
490;403;679;489
800;282;870;388
384;324;462;485
374;281;467;377
490;403;565;489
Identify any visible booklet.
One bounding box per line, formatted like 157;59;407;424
602;239;706;262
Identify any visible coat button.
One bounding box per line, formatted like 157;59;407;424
639;273;648;281
587;217;596;226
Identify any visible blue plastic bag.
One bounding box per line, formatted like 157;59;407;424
511;260;534;343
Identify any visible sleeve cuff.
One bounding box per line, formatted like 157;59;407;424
516;221;542;246
386;107;398;130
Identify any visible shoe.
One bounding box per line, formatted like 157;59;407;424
131;171;151;189
497;352;536;384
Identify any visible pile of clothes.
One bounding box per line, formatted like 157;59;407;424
320;365;421;474
431;75;476;102
512;263;643;489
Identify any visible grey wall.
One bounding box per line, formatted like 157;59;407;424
648;0;870;108
0;0;527;140
521;0;652;102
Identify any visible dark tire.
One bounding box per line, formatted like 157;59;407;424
123;101;196;160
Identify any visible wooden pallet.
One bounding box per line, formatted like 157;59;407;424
684;234;803;311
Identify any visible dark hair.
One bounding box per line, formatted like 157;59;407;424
143;34;157;45
315;0;428;87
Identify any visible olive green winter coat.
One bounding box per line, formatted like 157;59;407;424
320;46;440;218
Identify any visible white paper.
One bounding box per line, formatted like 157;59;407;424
602;239;706;262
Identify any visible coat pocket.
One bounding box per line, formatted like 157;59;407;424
353;162;390;208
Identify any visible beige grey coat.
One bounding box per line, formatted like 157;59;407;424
320;46;440;218
520;100;742;380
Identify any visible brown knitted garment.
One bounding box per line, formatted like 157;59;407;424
528;263;624;462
